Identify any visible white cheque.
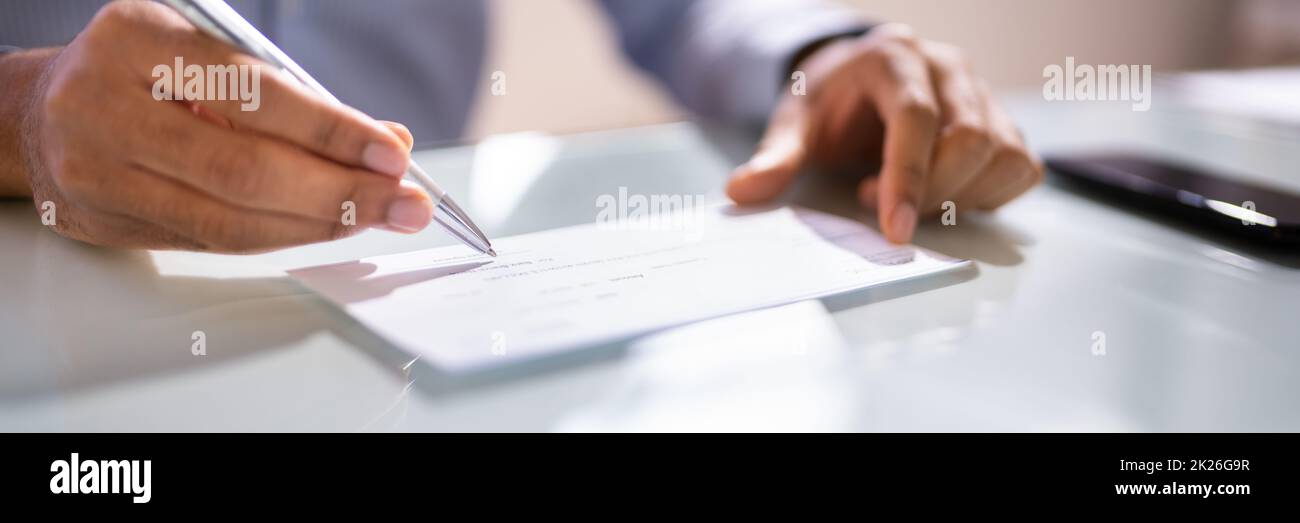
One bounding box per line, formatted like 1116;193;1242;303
289;206;970;371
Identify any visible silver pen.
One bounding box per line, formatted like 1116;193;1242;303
160;0;496;257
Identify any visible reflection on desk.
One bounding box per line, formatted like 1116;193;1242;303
2;101;1299;431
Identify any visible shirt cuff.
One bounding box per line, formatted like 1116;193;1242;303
674;3;871;125
737;14;870;123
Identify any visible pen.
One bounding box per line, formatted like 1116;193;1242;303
159;0;496;257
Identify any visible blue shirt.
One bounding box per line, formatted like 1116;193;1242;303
2;0;867;141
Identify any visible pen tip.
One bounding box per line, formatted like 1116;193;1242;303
487;248;497;257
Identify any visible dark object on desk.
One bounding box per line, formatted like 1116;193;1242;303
1046;152;1300;245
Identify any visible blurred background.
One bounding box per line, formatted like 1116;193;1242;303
468;0;1300;139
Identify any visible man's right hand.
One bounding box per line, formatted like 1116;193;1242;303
3;0;433;252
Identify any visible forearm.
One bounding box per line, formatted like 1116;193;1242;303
0;47;60;198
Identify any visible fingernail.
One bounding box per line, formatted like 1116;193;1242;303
386;195;432;232
363;142;408;177
889;201;917;243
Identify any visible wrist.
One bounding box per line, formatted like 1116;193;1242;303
0;47;60;198
786;29;870;80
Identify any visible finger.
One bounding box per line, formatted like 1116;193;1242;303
957;149;1036;211
381;121;414;151
129;95;431;230
138;26;411;177
921;43;995;213
726;97;809;204
82;164;428;253
953;96;1044;211
864;39;940;243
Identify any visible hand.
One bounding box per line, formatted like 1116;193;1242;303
14;0;432;252
726;24;1044;244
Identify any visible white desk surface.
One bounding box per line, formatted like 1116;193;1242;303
2;97;1298;432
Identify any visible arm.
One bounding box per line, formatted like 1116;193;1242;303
596;0;868;125
0;47;56;198
0;1;431;252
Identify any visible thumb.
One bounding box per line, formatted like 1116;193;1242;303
725;101;809;204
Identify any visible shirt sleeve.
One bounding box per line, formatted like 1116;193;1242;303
596;0;870;125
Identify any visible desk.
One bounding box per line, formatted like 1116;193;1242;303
2;96;1298;431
